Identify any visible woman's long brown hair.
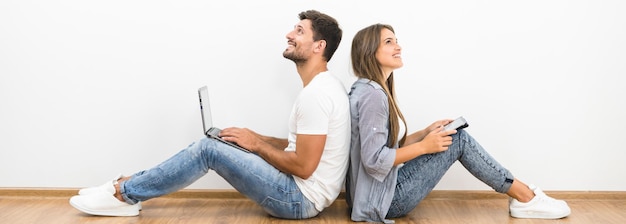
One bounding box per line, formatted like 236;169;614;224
351;24;407;147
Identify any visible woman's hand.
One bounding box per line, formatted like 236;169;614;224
396;118;459;164
424;119;454;134
420;125;456;154
404;119;455;146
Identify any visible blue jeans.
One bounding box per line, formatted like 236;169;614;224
386;130;514;218
118;138;319;219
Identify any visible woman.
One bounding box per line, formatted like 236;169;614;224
345;24;571;223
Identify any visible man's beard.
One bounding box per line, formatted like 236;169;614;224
283;49;306;63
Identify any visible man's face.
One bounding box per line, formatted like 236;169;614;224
283;19;317;63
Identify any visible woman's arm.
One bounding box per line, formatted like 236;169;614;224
352;85;399;181
394;121;456;165
402;119;452;145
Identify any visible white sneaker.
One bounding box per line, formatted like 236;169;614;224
509;184;571;219
70;192;140;216
77;174;141;210
78;174;122;195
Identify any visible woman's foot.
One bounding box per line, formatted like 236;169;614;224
509;184;571;219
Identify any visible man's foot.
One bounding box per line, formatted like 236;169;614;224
78;174;122;195
509;184;571;219
76;174;141;210
70;192;140;216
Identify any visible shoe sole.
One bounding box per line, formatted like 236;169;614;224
78;190;142;211
69;197;139;217
510;210;571;219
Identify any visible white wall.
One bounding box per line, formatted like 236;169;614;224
1;0;624;191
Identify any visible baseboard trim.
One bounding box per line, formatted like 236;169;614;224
1;188;625;200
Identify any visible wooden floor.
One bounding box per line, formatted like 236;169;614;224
1;189;625;223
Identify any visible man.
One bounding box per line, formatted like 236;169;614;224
70;10;350;219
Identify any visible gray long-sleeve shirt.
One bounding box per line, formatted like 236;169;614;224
345;78;400;223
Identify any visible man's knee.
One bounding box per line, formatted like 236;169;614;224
185;138;215;155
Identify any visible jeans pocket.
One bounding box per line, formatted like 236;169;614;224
260;196;301;219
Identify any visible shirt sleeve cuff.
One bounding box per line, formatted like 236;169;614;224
368;147;397;182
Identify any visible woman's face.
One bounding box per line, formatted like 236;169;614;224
375;28;403;77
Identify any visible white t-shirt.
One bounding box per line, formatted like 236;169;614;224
284;71;350;212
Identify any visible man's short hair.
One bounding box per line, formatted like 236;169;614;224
299;10;342;62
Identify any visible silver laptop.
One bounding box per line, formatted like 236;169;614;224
198;86;251;153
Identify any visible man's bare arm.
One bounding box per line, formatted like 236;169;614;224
254;134;325;179
257;135;289;150
219;128;325;179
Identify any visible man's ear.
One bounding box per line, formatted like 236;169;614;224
315;40;326;52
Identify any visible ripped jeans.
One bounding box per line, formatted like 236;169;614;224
118;137;318;219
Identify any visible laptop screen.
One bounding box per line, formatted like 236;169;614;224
198;86;212;134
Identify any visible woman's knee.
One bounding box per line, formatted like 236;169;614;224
448;129;472;155
453;129;470;141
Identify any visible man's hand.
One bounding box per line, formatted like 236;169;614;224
219;127;263;152
219;127;321;179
